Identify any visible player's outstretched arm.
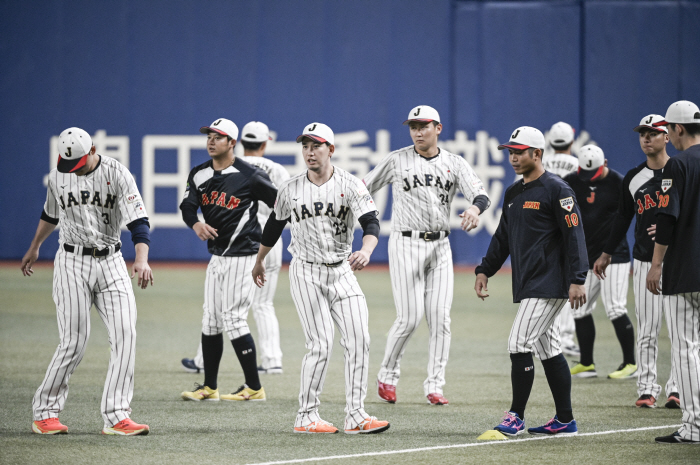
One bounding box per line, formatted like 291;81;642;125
568;283;586;309
349;235;378;271
592;252;612;280
474;273;489;300
21;219;57;276
131;243;154;289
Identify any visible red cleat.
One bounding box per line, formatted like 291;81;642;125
378;380;396;403
102;418;150;436
427;392;449;405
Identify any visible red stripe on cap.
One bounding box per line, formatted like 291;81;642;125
590;165;605;181
497;144;531;150
296;134;328;143
653;120;669;127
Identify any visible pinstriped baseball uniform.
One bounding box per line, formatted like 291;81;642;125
364;145;488;396
244;155;290;369
274;166;377;429
604;162;678;398
33;155;148;428
655;142;700;441
571;263;629;320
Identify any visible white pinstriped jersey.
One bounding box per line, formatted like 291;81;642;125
243;155;290;228
274;167;377;263
44;156;148;249
363;146;488;231
542;153;578;178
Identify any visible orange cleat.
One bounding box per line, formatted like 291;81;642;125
32;418;68;435
102;418;150;436
345;417;390;435
293;419;339;434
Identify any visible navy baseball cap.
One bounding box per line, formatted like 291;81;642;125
57;127;93;173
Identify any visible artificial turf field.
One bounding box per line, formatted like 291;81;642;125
0;262;694;465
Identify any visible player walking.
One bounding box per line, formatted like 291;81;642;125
22;127;153;436
252;122;390;434
543;121;580;357
475;126;587;437
594;114;679;408
562;145;636;380
179;118;277;403
181;121;289;375
364;105;490;405
646;100;700;444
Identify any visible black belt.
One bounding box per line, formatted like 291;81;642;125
401;231;450;241
64;244;121;257
306;260;343;267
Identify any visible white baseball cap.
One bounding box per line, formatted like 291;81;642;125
57;127;93;173
548;121;575;147
498;126;545;151
200;118;239;140
655;100;700;126
241;121;272;143
633;114;668;133
403;105;441;125
296;122;334;145
577;145;605;181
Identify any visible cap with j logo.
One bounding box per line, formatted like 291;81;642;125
296;123;334;145
57;127;93;173
577;145;605;182
200;118;239;140
403;105;440;125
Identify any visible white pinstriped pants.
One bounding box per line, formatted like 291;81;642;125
33;248;137;427
289;259;369;430
508;298;567;359
379;232;454;396
251;239;283;369
634;260;678;398
201;254;256;340
664;292;700;441
570;262;629;320
194;244;283;368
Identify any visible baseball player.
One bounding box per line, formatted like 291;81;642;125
21;127;152;436
181;121;289;375
364;105;490;405
252;122;390;434
646;100;700;444
543;121;580;357
562;145;636;380
593;114;679;408
475;126;587;437
179;118;278;403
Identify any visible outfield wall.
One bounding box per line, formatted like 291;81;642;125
2;0;698;263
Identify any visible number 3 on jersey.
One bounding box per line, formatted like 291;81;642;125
334;222;347;235
564;213;579;228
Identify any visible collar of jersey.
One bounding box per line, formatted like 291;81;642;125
306;166;335;187
414;147;441;160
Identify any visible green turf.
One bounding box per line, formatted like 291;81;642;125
0;263;693;464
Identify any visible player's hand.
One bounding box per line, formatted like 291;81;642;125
647;224;656;242
593;253;612;280
252;261;267;288
131;260;154;289
460;206;481;232
474;273;489;300
20;249;39;276
646;263;662;295
568;284;586;310
193;222;218;241
348;249;371;271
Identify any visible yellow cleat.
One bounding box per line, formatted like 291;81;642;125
181;383;219;401
220;384;266;401
608;363;637;379
570;363;597;378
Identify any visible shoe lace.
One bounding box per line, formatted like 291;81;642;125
231;384;248;395
501;411;518;426
616;363;626;371
193;382;207;392
544;418;557;427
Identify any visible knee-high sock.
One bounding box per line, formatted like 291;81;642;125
202;333;224;390
541;353;573;423
510;352;535;420
611;314;636;365
575;315;596;366
232;334;261;391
